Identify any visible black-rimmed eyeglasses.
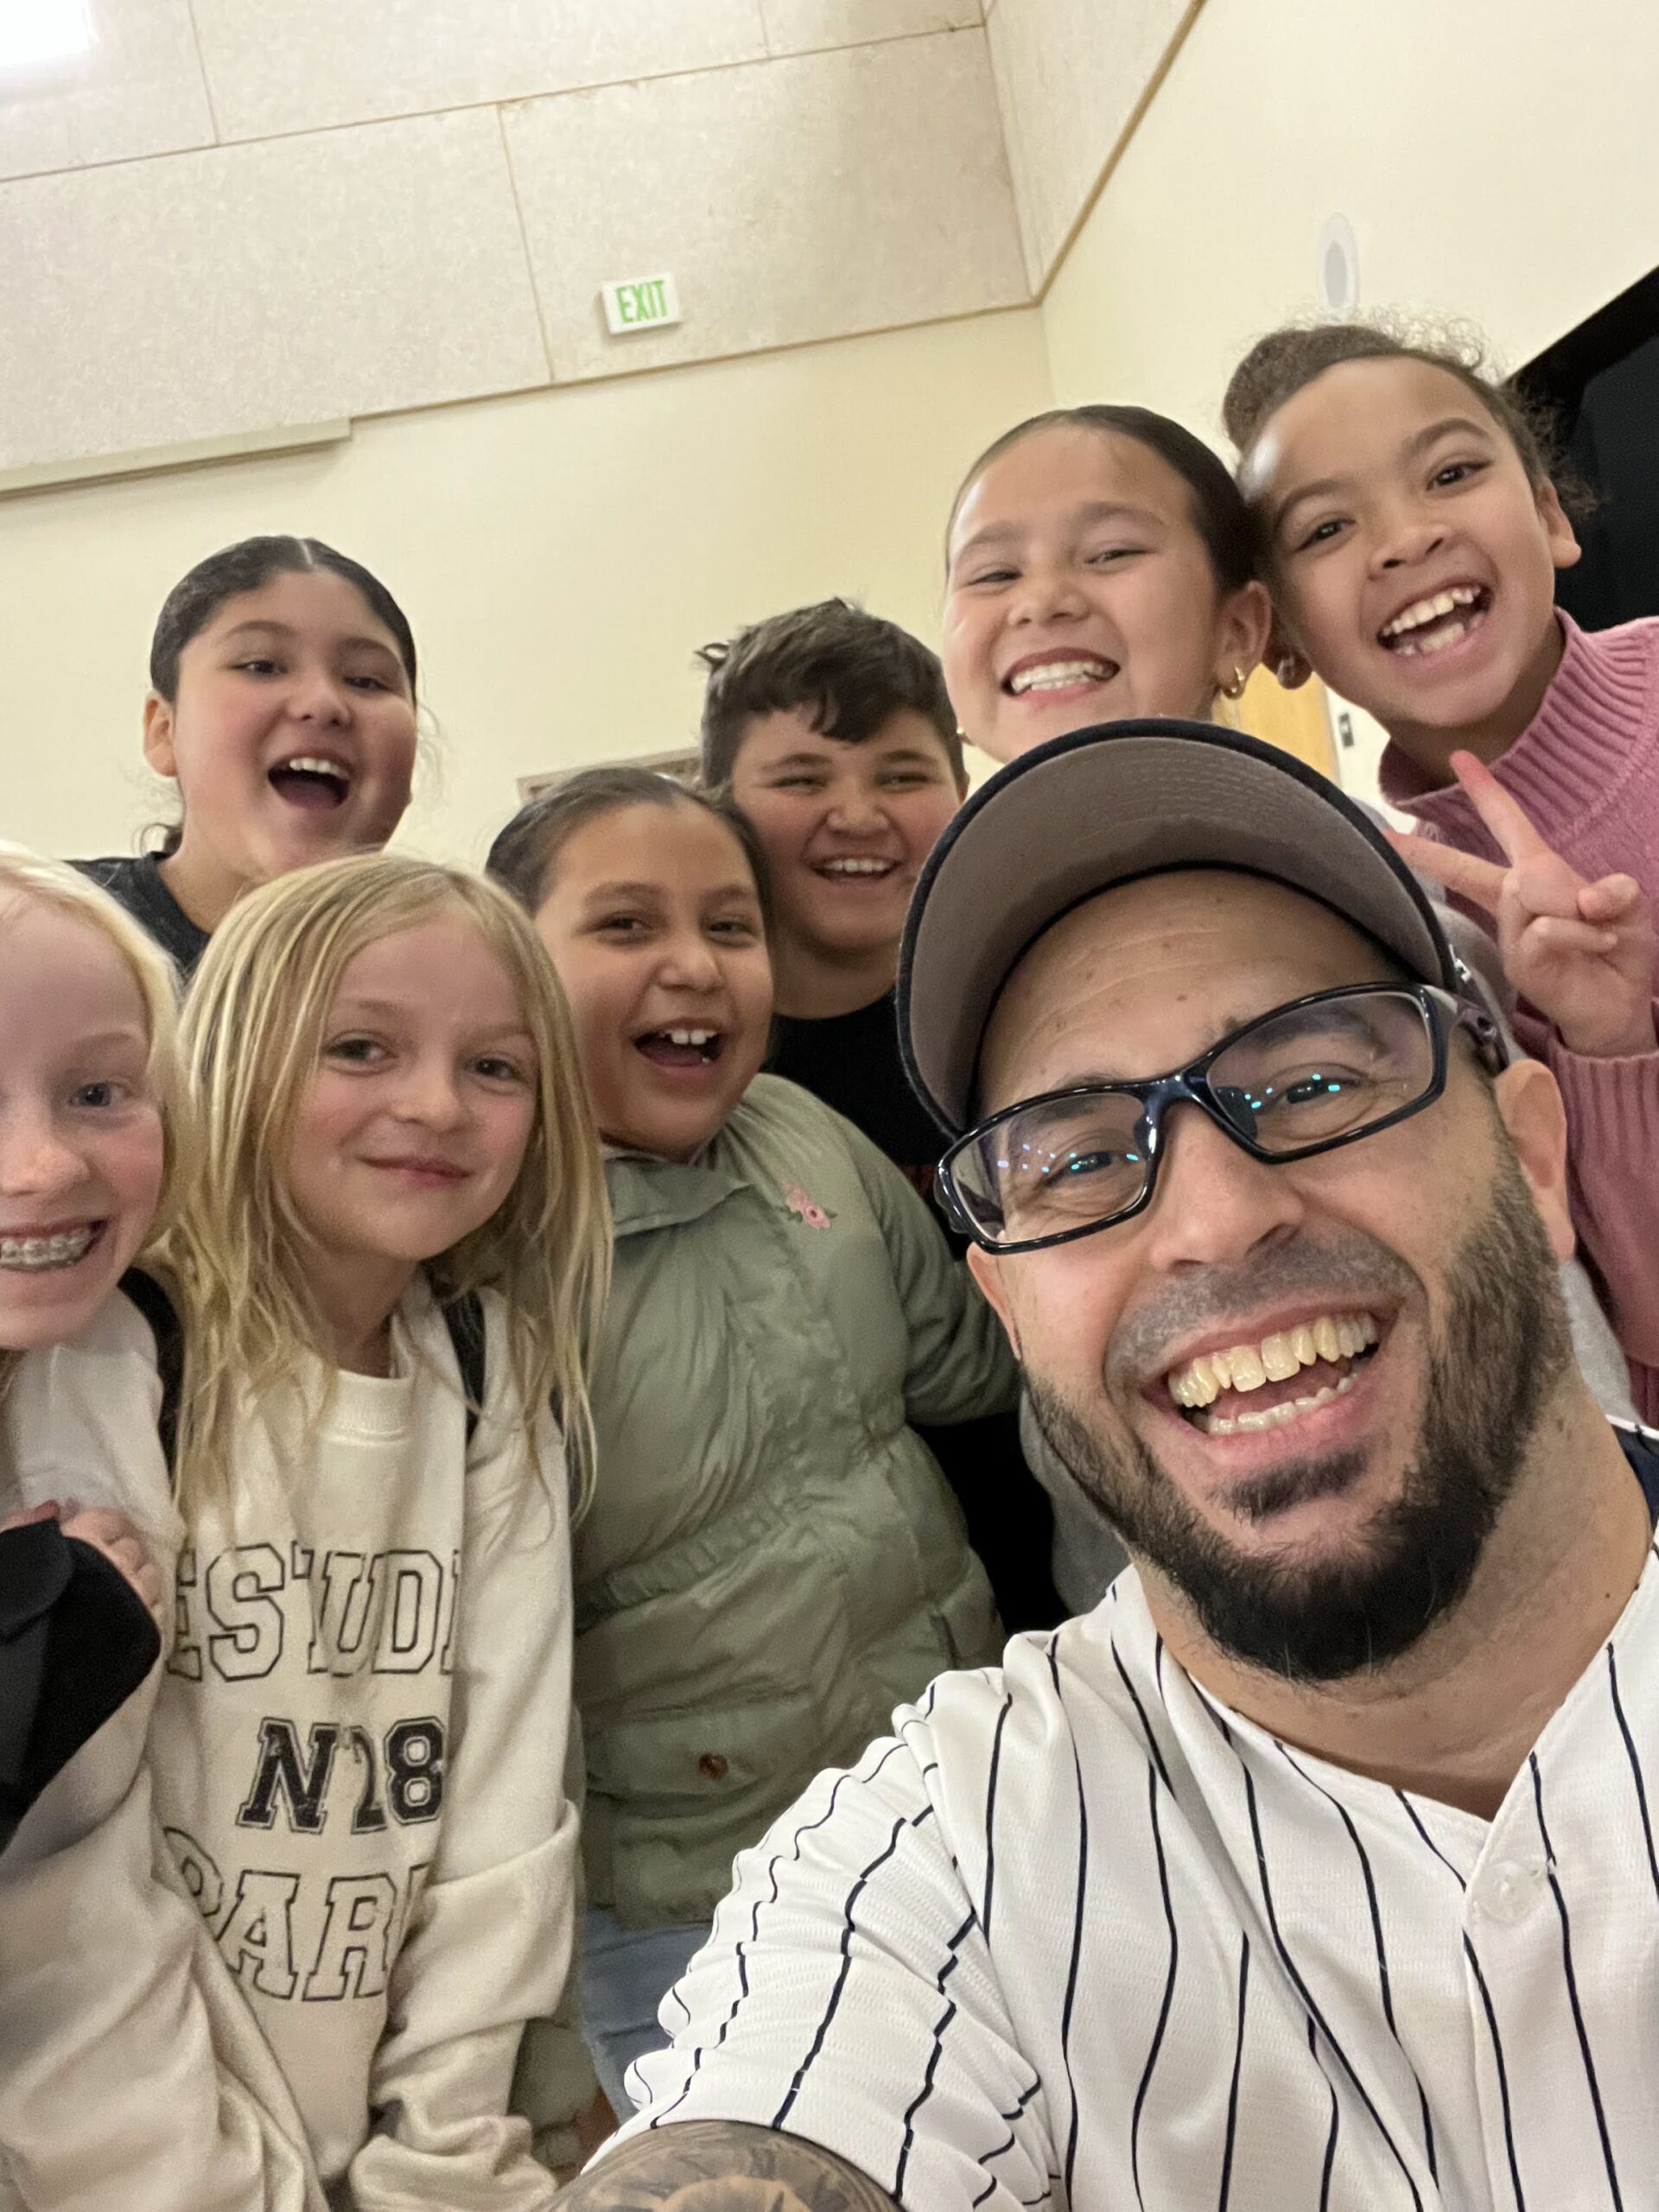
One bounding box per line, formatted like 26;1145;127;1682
937;983;1504;1255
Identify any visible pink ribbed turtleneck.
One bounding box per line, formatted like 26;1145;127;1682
1381;612;1659;1421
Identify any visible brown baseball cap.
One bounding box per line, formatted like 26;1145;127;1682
898;719;1463;1133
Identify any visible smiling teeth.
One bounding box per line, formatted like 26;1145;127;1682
1200;1373;1359;1436
1167;1312;1378;1408
822;859;895;875
0;1226;99;1271
1381;586;1484;640
1007;658;1112;695
283;755;349;779
1393;623;1475;659
664;1029;715;1046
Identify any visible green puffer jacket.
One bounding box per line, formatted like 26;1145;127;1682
576;1073;1018;1925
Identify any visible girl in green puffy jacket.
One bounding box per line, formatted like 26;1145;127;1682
489;769;1018;2121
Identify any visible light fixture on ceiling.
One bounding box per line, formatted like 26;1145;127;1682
0;0;94;68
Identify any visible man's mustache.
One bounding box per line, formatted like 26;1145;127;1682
1106;1231;1419;1389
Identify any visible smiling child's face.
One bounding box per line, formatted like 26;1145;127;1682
1246;357;1581;761
727;707;963;973
532;800;772;1162
943;423;1269;763
284;912;539;1288
0;901;166;1349
144;568;419;899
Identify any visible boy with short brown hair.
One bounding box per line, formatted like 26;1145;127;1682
702;599;1059;1630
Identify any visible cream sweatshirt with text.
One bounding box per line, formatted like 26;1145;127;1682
0;1279;575;2211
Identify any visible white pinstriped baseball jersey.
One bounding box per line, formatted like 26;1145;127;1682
619;1432;1659;2211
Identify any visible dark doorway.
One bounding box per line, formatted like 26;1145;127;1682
1512;266;1659;632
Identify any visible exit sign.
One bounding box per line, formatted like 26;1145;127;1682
601;273;682;336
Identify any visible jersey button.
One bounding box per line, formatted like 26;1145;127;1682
697;1752;729;1782
1478;1857;1544;1923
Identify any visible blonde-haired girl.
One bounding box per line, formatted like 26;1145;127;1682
0;842;188;1376
162;849;605;1517
1;848;180;1815
0;849;290;2204
2;852;608;2209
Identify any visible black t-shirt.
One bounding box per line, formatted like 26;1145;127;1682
74;855;210;980
771;991;1062;1631
772;992;950;1219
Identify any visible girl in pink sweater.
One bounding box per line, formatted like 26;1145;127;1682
1222;320;1659;1416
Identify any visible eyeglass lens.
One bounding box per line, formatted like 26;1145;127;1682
956;989;1437;1246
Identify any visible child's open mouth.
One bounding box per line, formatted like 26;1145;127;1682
1377;584;1491;658
634;1027;724;1069
1164;1311;1382;1438
269;754;352;810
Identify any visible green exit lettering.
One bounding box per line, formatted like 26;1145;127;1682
604;274;679;336
620;280;667;325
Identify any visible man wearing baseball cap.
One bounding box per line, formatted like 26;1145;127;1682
555;723;1659;2211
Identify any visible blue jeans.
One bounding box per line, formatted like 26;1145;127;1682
581;1907;709;2115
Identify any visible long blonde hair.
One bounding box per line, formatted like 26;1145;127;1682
158;854;609;1520
0;848;192;1394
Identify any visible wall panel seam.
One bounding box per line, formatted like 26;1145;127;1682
118;24;991;162
181;0;225;143
1028;0;1208;300
0;24;995;189
302;303;1041;434
758;6;984;62
495;102;558;387
514;298;1039;397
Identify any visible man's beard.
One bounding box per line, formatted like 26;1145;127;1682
1029;1153;1574;1682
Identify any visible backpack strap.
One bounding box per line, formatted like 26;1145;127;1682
119;1268;184;1471
442;1292;486;1452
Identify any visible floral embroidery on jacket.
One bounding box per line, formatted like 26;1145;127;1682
783;1180;832;1230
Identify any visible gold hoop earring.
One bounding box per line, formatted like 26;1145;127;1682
1221;666;1249;700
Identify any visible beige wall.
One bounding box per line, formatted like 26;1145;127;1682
1033;0;1659;804
0;6;1023;477
20;0;1650;861
0;308;1051;863
1039;0;1659;435
986;0;1194;290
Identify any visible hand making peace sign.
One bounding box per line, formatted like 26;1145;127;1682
1387;751;1658;1061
